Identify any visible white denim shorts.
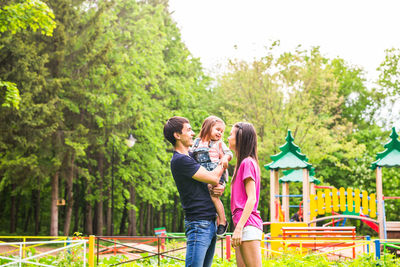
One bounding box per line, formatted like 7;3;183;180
242;225;263;241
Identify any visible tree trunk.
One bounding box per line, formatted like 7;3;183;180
10;184;17;233
96;153;104;235
146;202;151;235
106;189;112;236
162;204;166;228
16;196;21;231
155;207;161;228
85;164;93;235
0;188;4;219
34;189;41;235
120;197;128;235
179;209;184;232
150;205;154;232
72;182;80;233
172;195;178;233
23;204;32;233
85;198;93;235
96;193;103;236
63;153;75;236
50;171;59;236
139;202;144;235
127;185;136;235
82;200;87;234
93;203;98;234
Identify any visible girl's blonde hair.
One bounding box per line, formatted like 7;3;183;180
199;116;225;141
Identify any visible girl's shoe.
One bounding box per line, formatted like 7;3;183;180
217;222;229;237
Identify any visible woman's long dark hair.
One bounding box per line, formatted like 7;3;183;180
232;122;259;182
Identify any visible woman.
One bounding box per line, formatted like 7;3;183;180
228;122;263;267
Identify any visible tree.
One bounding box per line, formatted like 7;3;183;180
213;43;369;221
0;0;56;109
376;48;400;127
0;0;213;235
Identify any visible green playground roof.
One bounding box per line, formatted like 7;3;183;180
264;130;312;170
279;169;321;184
371;127;400;170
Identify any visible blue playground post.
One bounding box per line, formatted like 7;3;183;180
374;239;381;259
366;235;370;254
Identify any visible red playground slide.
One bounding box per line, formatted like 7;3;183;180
360;213;379;232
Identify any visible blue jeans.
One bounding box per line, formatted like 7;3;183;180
184;219;217;267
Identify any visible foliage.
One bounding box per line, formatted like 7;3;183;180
0;0;56;109
0;80;21;109
0;0;211;235
0;0;56;36
376;48;400;127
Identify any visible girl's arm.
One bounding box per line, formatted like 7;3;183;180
232;177;257;247
220;141;233;161
220;141;232;168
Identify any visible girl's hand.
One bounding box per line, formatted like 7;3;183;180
231;226;243;248
221;157;229;169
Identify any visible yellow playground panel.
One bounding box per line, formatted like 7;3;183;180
310;187;377;219
270;222;307;255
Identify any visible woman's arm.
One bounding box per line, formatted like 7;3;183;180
232;177;257;247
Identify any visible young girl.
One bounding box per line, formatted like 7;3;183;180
228;122;263;267
191;116;233;236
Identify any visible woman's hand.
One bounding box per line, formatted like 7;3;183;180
231;225;243;248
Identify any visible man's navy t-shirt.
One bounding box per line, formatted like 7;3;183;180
170;151;216;221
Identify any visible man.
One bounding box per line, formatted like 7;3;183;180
163;116;226;267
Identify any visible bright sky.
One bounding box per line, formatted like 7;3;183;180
168;0;400;128
168;0;400;83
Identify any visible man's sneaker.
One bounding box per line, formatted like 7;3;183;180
217;222;229;237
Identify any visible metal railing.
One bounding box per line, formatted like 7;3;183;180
93;235;227;266
0;239;87;266
1;234;399;266
0;236;68;260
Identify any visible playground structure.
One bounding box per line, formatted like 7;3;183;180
371;127;400;239
264;128;400;255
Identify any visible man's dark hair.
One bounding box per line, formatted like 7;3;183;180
163;116;189;146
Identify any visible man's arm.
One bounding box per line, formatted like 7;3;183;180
210;183;225;197
192;164;224;185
